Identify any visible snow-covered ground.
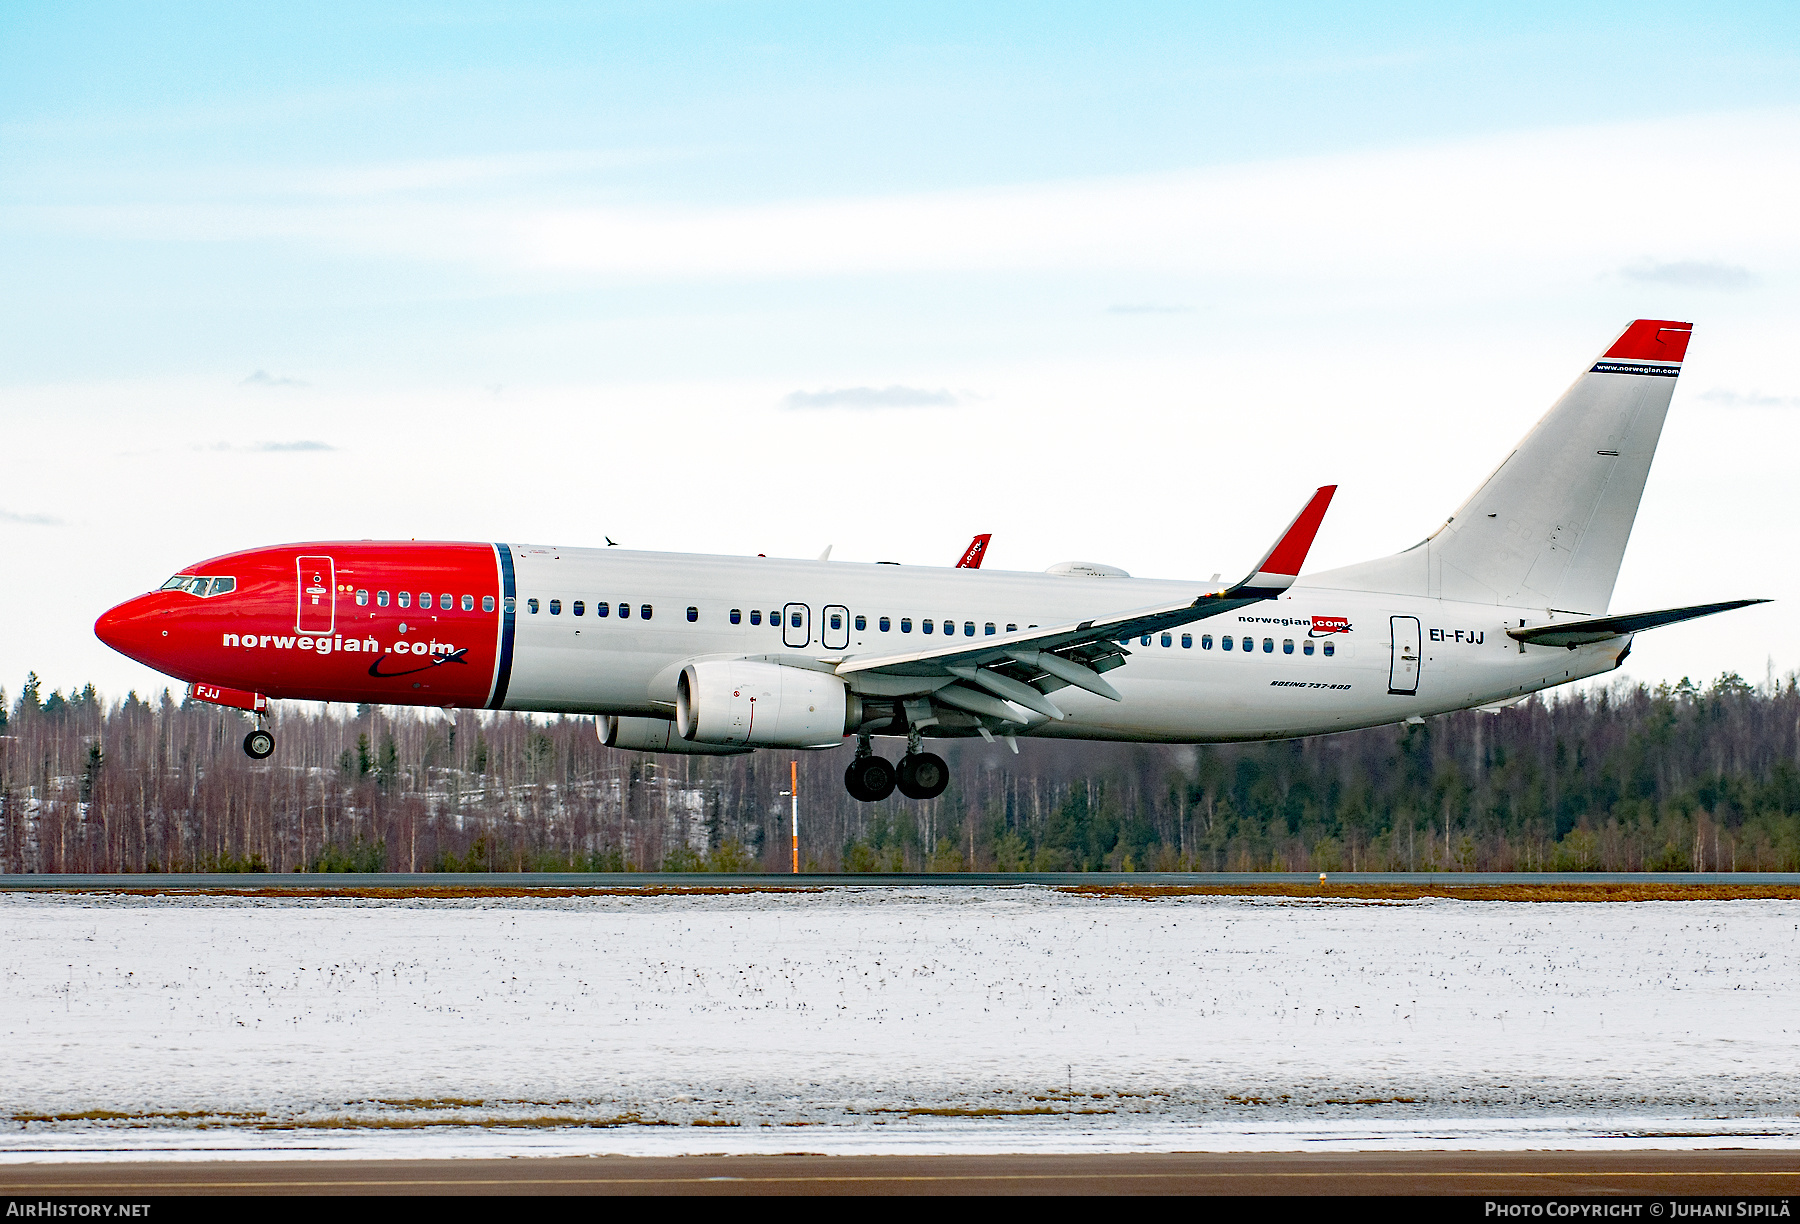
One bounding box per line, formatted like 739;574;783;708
4;887;1800;1161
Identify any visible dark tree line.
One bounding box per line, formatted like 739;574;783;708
3;670;1798;873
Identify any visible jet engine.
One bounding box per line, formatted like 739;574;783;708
676;660;858;748
597;714;752;756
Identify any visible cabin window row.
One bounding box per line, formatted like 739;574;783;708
526;599;656;619
1128;631;1336;656
354;590;492;612
727;610;1025;636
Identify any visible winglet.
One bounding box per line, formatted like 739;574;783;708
956;534;992;569
1229;485;1336;596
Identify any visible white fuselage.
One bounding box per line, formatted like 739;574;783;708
501;545;1621;744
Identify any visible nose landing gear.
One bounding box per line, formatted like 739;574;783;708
243;722;275;760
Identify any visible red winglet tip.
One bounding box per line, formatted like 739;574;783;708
1258;485;1337;577
1602;319;1693;364
956;534;992;569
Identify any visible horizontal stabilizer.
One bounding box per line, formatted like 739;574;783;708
1506;599;1769;649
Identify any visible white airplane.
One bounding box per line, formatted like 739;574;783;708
97;319;1762;802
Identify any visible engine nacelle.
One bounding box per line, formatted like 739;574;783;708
597;714;752;756
676;660;856;748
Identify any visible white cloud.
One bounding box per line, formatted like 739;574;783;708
241;370;309;388
782;386;957;409
15;108;1800;298
1699;388;1799;409
1621;260;1758;291
0;509;63;527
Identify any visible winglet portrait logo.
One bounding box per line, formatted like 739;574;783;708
1309;616;1352;638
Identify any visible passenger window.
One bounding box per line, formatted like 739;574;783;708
462;595;474;612
503;597;515;613
900;618;912;633
483;596;495;613
854;615;866;631
789;611;801;629
1323;641;1335;657
731;609;742;625
964;621;975;636
573;600;585;616
1221;635;1233;651
398;592;411;609
355;589;368;606
641;605;653;620
1283;639;1294;654
1241;636;1252;651
1140;635;1152;646
550;599;561;615
1262;638;1273;653
829;612;842;630
1161;633;1173;648
985;623;996;635
619;603;630;619
528;598;539;614
1202;634;1212;649
749;610;761;626
879;616;890;632
1181;634;1192;649
377;591;390;607
687;606;698;622
923;619;934;634
441;593;452;610
1006;623;1017;633
1303;639;1314;655
419;593;433;610
596;601;610;617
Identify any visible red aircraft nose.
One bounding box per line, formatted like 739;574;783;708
95;593;174;670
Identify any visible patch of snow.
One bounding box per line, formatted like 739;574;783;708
3;889;1799;1160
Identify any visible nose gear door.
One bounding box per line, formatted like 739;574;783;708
782;602;811;649
1388;615;1421;695
296;556;337;635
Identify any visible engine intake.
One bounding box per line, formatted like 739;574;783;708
676;660;856;748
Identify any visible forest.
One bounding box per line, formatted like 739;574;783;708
3;668;1798;873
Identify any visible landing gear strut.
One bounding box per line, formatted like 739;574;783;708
243;719;274;760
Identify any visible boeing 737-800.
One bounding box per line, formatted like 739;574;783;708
96;320;1763;802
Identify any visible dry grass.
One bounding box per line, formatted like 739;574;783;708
1061;882;1800;903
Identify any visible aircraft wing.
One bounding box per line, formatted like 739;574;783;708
1505;598;1769;649
833;486;1336;723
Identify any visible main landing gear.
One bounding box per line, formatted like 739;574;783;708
243;719;274;760
843;735;949;803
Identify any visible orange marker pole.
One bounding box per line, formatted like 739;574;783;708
790;760;800;874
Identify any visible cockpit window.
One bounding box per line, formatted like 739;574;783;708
162;575;235;597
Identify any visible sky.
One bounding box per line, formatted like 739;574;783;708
3;2;1799;705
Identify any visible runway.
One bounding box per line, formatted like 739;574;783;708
4;1151;1800;1195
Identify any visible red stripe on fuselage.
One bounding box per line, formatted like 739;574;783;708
96;542;503;708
